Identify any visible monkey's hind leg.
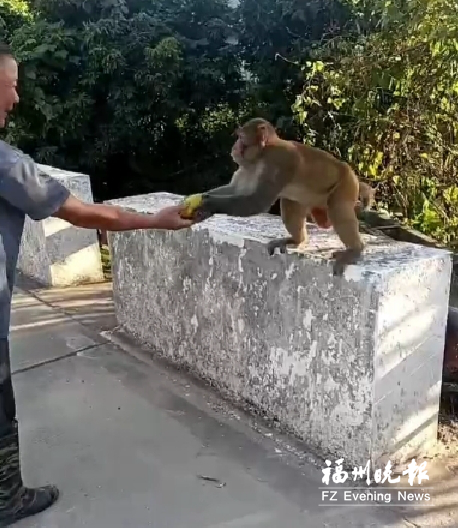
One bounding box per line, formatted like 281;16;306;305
327;200;364;277
267;199;308;256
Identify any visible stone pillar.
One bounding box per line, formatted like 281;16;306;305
17;164;104;287
107;192;452;468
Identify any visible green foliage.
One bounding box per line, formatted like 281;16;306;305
293;0;458;248
2;0;457;249
237;0;352;134
5;0;246;199
0;0;32;43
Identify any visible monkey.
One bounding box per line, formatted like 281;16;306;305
183;118;376;276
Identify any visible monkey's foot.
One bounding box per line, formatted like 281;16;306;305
332;249;362;277
267;238;308;256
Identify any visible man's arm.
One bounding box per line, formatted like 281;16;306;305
0;152;194;230
53;195;193;231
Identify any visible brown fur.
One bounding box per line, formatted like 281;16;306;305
199;118;376;276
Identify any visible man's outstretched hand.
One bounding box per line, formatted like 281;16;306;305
152;204;199;230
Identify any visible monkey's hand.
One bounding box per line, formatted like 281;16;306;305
332;248;362;277
180;194;214;222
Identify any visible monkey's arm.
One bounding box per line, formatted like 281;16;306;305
181;184;238;220
201;170;286;217
203;184;235;197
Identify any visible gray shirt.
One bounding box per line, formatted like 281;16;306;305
0;141;70;338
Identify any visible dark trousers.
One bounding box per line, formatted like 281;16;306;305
0;337;22;508
0;339;16;436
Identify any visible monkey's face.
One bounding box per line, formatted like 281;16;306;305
231;129;262;166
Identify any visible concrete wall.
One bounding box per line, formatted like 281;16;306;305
360;212;458;304
107;192;452;468
17;164;104;287
451;256;458;302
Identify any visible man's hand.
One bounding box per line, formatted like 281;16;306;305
151;204;196;230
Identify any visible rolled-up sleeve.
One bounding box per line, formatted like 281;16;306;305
0;148;70;221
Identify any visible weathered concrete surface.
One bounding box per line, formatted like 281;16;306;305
9;286;415;528
107;192;452;469
360;211;458;307
17;164;104;287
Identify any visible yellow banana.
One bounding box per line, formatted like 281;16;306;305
180;194;204;219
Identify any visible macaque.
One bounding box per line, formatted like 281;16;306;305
184;118;376;276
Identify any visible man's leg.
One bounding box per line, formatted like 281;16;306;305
0;338;59;526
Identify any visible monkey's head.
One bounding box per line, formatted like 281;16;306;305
231;118;278;166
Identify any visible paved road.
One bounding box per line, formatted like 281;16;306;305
7;286;417;527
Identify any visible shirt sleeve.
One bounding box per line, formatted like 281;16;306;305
0;151;70;221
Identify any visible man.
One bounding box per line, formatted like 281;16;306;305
0;43;196;525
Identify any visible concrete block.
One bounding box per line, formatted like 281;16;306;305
107;192;452;468
17;164;104;287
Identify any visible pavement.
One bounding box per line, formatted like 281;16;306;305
5;278;458;527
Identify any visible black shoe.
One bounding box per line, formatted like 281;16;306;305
0;484;59;526
0;421;59;526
